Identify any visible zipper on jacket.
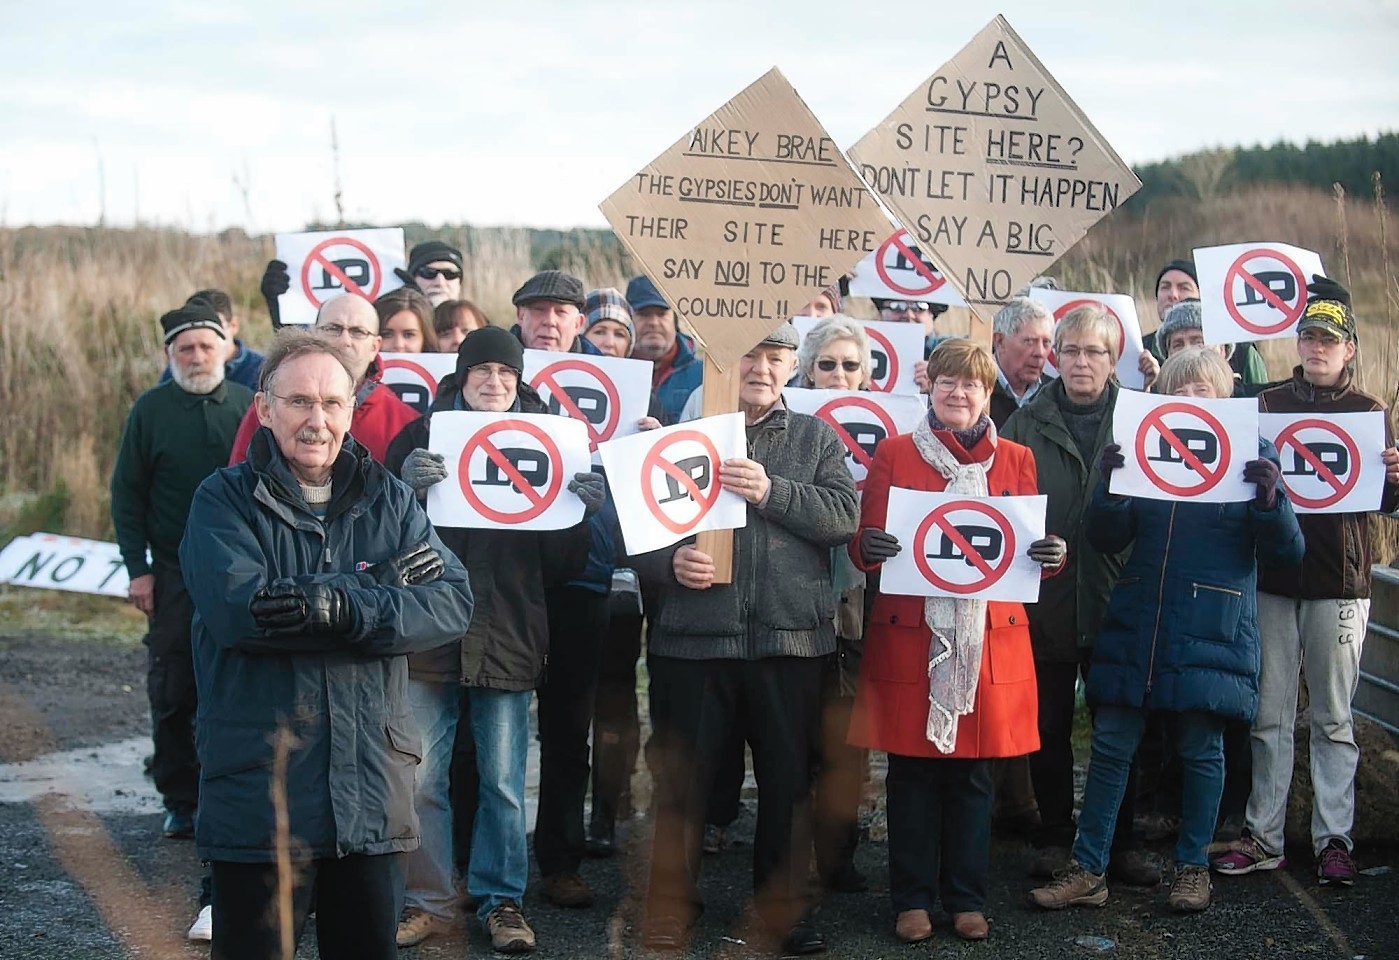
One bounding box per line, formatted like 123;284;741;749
1192;582;1242;599
1143;503;1176;696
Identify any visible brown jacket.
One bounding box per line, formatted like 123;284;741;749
1256;366;1399;600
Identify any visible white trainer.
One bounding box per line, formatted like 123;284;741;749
187;904;213;942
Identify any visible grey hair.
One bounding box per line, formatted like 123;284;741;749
1158;345;1235;399
992;297;1053;338
796;315;872;387
258;328;357;396
1053;304;1122;358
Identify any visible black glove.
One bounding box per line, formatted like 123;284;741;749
1242;458;1280;509
568;471;606;519
858;528;901;565
1027;535;1067;568
250;580;356;636
1306;274;1351;308
393;266;417;290
366;542;445;587
1099;443;1125;490
260;259;291;329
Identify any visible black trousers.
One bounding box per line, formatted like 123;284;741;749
1219;717;1253;821
535;585;609;876
590;605;643;833
210;854;403;960
450;687;477;877
886;754;992;914
646;655;823;932
1029;654;1136;851
144;562;199;814
813;658;865;883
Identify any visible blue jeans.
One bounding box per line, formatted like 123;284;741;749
1074;706;1225;874
465;687;532;921
403;679;461;920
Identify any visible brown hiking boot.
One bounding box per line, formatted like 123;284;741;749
1028;862;1110;909
540;871;594;909
485;900;536;953
1168;865;1212;912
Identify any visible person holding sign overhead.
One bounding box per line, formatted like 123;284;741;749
1144;259;1267;386
639;322;858;956
1029;346;1303;915
1212;279;1399;888
848;339;1066;945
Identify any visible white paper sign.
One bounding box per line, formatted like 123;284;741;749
274;227;406;326
782;387;926;490
1027;288;1146;390
523;350;655;460
1194;242;1326;345
0;533;132;598
379;352;458;415
880;489;1046;601
1260;411;1388;514
426;412;591;530
597;413;748;555
846;229;968;306
1110;390;1258;503
792;316;926;396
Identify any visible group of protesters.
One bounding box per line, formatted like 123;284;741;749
108;239;1399;959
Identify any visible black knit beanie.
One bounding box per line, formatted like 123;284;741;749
455;325;523;384
1155;258;1198;291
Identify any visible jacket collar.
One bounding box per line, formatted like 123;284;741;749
1288;364;1355;404
247;428;373;521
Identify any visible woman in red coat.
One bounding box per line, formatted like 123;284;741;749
849;340;1065;945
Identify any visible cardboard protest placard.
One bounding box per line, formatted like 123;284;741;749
0;533;131;598
791;316;927;396
597;414;748;555
426;412;591;531
783;387;926;490
523;350;654;460
1026;288;1146;389
846;227;968;306
1110;390;1258;503
600;68;890;371
274;227;406;326
880;489;1046;601
1193;242;1327;345
849;16;1141;320
379;352;458;415
1260;411;1388;514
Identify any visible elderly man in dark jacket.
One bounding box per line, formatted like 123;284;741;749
180;330;474;960
639;323;859;956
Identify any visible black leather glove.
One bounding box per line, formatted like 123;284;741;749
568;471;606;519
1242;458;1280;509
1099;443;1125;489
1306;274;1351;308
250;579;356;636
393;266;417;290
1027;535;1067;568
858;528;901;565
366;542;445;587
260;259;291;329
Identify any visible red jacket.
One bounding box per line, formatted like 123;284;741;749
848;430;1041;760
228;362;420;466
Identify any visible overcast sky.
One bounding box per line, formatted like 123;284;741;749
2;0;1395;232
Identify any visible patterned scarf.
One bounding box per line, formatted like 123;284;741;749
911;411;995;753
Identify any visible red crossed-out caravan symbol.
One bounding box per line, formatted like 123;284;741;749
873;231;948;298
1048;299;1125;370
913;499;1016;595
529;359;621;453
1134;402;1232;497
1274;418;1362;510
300;236;385;307
379;357;441;414
641;431;723;536
865;327;900;393
1224;247;1308;336
457;419;564;525
814;395;897;490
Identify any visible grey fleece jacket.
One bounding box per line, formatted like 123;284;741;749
634;406;859;661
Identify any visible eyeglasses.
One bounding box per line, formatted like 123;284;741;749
885;301;931;312
415;266;462;281
816;358;863;373
466;364;519;384
317;323;377;342
272;394;353;415
1299;331;1344;347
1057;346;1112;362
932;378;987;395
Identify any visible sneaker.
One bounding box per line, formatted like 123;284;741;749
1317;839;1357;887
396;906;452;947
1168;865;1212;912
485;900;536;954
540;871;594;908
1211;832;1286;875
162;810;195;840
1108;848;1162;887
701;824;727;855
186;905;212;942
1028;845;1071;879
1028;862;1110;909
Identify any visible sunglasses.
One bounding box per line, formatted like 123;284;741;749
415;266;461;281
816;358;863;373
885;301;931;312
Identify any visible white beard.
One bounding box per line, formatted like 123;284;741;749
171;363;225;395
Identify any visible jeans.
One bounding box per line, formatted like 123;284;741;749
1073;706;1225;874
465;686;532;921
886;755;993;914
403;678;461;920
